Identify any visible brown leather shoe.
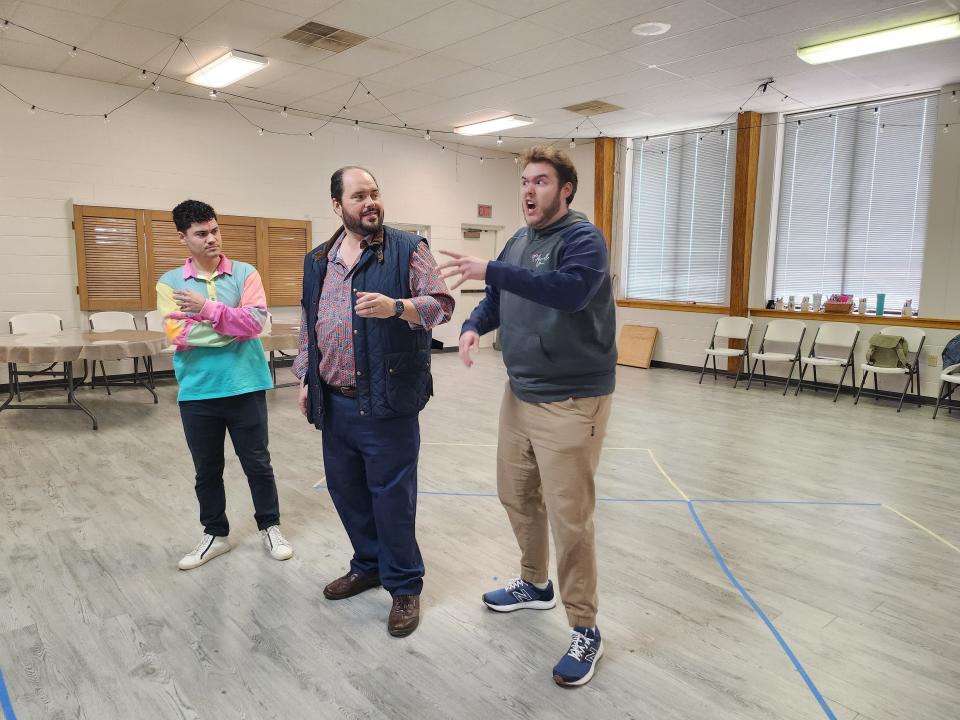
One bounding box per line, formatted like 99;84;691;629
323;571;381;600
387;594;420;637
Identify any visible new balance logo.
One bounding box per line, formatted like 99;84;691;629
512;588;534;602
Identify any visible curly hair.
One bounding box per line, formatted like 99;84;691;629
519;146;578;204
172;199;217;233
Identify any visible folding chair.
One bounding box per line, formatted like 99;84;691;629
8;313;67;400
933;363;960;419
746;319;806;395
854;327;925;412
88;311;139;394
699;316;753;388
795;322;860;402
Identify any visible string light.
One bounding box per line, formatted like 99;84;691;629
280;106;288;118
945;124;951;134
68;46;78;57
28;105;36;114
479;156;484;164
139;69;147;81
103;114;109;124
258;127;264;136
0;20;8;31
496;136;503;145
424;130;431;140
953;90;958;103
440;145;445;152
569;138;576;148
513;156;519;164
879;123;885;133
208;89;217;100
152;81;160;92
354;120;359;131
308;132;315;140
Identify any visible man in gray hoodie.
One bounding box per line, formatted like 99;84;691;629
440;145;616;687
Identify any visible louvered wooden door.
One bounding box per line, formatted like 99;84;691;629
74;206;149;311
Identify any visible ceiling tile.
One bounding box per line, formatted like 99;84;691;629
704;0;793;16
379;1;511;53
577;1;735;53
80;20;179;67
365;53;473;89
807;40;960;94
0;37;65;72
243;0;338;17
255;36;335;65
24;0;123;17
738;0;921;37
617;18;761;66
307;0;451;38
230;57;306;89
524;0;677;35
470;0;565;18
11;2;103;46
188;0;306;50
484;38;605;78
315;38;423;76
415;66;516;98
260;64;355;101
54;50;131;83
107;0;231;36
435;19;561;66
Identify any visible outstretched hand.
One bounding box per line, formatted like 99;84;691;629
438;250;488;291
459;331;480;368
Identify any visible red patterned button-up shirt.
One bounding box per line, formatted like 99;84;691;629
292;227;454;386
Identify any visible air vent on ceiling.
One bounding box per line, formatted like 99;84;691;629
283;22;368;53
562;100;623;116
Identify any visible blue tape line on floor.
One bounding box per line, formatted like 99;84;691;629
0;670;17;720
687;501;837;720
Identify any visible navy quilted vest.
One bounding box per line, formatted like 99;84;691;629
301;226;433;427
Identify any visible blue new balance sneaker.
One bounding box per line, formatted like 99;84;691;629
553;626;603;687
482;578;557;612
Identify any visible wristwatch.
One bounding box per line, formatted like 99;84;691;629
393;299;405;317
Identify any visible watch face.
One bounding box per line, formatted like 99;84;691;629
395;299;405;316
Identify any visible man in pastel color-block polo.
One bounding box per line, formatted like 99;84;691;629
157;199;293;570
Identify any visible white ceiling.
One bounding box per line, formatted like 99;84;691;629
0;0;958;150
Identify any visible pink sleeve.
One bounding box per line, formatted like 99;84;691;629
198;271;268;340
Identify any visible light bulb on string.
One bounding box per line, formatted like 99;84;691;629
258;127;264;136
208;89;217;99
308;132;315;141
953;90;958;103
354;120;359;131
479;157;484;164
513;156;519;164
152;82;160;92
424;130;431;141
280;107;288;118
945;124;951;135
68;46;78;57
879;124;885;134
140;69;147;81
103;114;109;124
440;146;445;152
28;105;36;114
569;138;576;149
0;20;9;31
496;136;503;145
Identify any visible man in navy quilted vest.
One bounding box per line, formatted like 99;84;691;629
293;167;453;638
440;146;616;686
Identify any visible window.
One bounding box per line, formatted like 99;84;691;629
624;125;737;304
771;92;938;312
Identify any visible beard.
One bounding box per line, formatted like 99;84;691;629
342;205;383;237
528;190;564;229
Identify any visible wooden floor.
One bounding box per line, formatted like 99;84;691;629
0;350;958;720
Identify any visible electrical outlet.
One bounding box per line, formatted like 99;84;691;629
928;353;940;367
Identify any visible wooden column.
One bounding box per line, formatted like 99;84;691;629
728;111;762;370
593;137;616;251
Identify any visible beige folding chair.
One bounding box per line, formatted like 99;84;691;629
88;311;138;394
699;316;753;388
854;327;925;412
8;313;66;400
746;319;806;395
933;363;960;419
795;322;860;402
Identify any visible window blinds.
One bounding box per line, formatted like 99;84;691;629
772;92;938;311
625;126;736;303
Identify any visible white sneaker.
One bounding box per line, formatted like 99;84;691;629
261;525;293;561
178;533;231;570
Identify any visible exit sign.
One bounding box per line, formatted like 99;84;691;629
477;204;492;218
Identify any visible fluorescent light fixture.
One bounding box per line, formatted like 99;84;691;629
186;50;268;88
454;115;533;136
798;14;960;64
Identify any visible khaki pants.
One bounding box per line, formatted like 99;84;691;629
496;384;612;627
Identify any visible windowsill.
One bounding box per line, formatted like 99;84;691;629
617;299;729;314
749;308;960;330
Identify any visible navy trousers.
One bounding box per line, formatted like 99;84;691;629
321;388;424;596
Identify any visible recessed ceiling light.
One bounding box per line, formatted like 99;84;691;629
185;50;268;89
798;14;960;64
632;22;671;37
454;115;534;136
